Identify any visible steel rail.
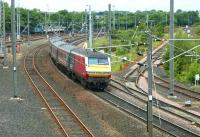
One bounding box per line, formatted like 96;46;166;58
33;46;95;137
24;45;70;137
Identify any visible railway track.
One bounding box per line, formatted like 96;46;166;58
111;79;200;125
109;41;200;136
70;37;87;47
129;40;200;102
42;35;200;136
123;41;167;82
127;39;200;103
125;39;200;125
153;75;200;101
128;70;200;127
24;44;94;137
99;81;200;137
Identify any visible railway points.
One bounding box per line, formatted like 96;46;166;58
1;0;200;137
2;34;200;136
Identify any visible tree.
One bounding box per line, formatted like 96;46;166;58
163;29;200;83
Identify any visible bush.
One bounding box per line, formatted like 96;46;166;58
116;47;129;56
163;29;200;84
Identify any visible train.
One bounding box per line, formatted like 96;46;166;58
49;36;112;90
34;24;66;33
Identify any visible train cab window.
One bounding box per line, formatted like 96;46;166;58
88;58;98;65
88;57;109;65
98;58;109;65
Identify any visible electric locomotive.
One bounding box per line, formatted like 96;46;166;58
49;36;111;90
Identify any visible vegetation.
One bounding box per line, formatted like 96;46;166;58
163;29;200;84
2;1;200;83
93;27;161;72
3;1;200;34
192;25;200;37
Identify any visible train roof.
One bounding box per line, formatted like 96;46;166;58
50;36;75;51
50;36;109;58
73;48;109;58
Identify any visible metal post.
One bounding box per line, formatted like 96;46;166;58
118;13;120;29
169;0;174;96
147;32;153;137
104;11;106;32
45;12;47;36
89;5;92;49
146;12;149;29
17;6;19;39
0;1;3;57
94;15;100;31
59;14;60;35
11;0;17;98
0;0;7;66
135;15;137;28
72;20;74;35
81;14;84;28
85;9;88;48
3;1;7;67
125;11;127;31
112;5;115;30
119;13;121;30
108;4;112;54
27;11;30;45
17;2;20;40
19;6;20;38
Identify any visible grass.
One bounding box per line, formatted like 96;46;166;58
93;37;108;48
93;35;164;73
111;62;123;72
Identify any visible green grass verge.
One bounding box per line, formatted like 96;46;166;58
93;36;163;73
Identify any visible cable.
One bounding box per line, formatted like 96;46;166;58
152;68;162;127
148;32;200;56
162;44;200;64
131;26;139;39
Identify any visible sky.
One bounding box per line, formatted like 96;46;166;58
3;0;200;12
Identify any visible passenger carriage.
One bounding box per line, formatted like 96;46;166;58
49;36;111;90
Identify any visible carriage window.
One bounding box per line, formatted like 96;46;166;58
88;58;108;65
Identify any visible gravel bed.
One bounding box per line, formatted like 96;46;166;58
0;40;60;137
153;66;200;113
106;85;200;136
36;47;110;137
35;45;174;136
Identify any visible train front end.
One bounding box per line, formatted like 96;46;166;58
85;56;111;90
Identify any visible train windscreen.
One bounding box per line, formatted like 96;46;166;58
88;57;109;65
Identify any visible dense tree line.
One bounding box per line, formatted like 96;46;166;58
3;2;84;33
3;1;200;84
3;1;200;34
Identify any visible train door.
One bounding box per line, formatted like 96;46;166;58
68;53;75;72
56;48;58;62
66;53;70;70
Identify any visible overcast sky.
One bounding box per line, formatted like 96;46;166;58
4;0;200;12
